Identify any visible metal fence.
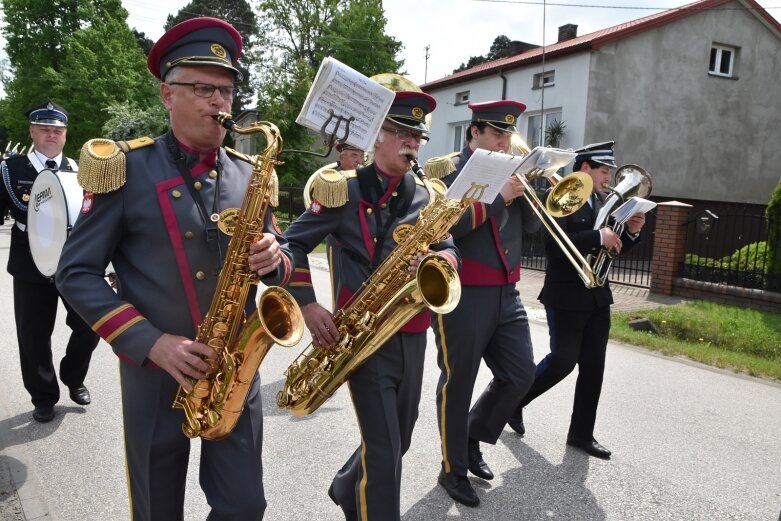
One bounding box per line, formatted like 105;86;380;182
680;208;777;291
521;210;655;288
276;187;654;288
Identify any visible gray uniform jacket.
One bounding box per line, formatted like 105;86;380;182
442;145;540;285
56;135;293;365
286;163;460;333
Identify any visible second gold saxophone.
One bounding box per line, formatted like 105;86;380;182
172;113;303;440
277;160;467;416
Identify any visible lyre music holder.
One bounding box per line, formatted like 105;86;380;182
283;109;354;158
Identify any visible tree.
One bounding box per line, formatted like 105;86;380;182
102;102;169;141
453;35;516;73
165;0;260;116
254;0;403;186
0;0;158;156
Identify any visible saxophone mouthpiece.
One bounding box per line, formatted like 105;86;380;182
213;112;236;130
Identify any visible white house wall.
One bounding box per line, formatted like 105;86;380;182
422;53;592;164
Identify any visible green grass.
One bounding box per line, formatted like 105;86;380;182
611;301;781;381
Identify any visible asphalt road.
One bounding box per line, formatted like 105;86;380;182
0;222;779;521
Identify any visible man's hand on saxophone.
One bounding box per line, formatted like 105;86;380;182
248;233;282;276
302;302;340;348
147;334;216;391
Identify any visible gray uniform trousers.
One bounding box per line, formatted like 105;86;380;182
120;363;265;521
434;284;535;477
328;332;426;521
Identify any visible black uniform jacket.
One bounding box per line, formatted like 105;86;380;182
538;191;639;311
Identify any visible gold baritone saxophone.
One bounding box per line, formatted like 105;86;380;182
277;158;467;416
173;112;304;440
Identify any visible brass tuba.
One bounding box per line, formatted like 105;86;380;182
588;164;652;286
172;112;304;440
277;159;466;416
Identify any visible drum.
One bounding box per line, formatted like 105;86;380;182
27;169;84;277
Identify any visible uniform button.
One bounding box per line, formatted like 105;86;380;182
194;181;203;190
184;231;194;239
209;170;218;178
195;271;206;280
392;191;398;197
172;190;182;198
366;208;373;215
380;203;387;209
373;238;377;243
504;249;509;255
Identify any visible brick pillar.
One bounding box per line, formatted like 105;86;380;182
650;201;692;295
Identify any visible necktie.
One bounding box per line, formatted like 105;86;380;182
45;159;57;169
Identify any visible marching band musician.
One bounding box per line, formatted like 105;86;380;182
284;91;459;521
335;141;366;171
0;101;99;423
56;18;292;520
426;100;538;507
507;141;646;460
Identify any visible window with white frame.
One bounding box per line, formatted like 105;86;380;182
526;111;562;148
453;122;469;151
709;44;737;77
455;91;470;105
533;70;555;89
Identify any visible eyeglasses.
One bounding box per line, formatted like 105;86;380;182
168;82;237;99
381;126;429;145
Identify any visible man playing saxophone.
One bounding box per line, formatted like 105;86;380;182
508;141;646;460
56;18;292;520
426;100;538;507
284;91;459;521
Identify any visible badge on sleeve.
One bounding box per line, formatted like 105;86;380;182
81;193;94;213
309;199;322;215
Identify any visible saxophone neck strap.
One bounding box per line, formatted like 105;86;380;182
357;167;414;268
165;131;222;257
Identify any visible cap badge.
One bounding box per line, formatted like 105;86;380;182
411;107;424;120
210;43;227;59
504;114;515;124
46;102;54;110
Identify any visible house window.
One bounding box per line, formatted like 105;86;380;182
455;91;470;105
527;111;562;148
453;122;469;151
532;70;555;89
709;44;737;77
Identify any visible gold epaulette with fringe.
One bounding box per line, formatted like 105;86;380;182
77;137;153;193
306;163;353;208
423;152;459;180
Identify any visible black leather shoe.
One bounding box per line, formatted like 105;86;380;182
566;436;612;459
328;482;357;521
438;470;479;507
467;439;494;480
69;385;91;406
33;405;55;423
508;408;525;436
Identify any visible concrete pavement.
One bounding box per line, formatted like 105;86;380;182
1;222;779;520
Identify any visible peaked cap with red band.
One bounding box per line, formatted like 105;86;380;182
468;100;527;133
147;17;243;81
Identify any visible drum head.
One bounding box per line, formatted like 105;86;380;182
27;169;83;277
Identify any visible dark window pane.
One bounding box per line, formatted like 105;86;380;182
709;48;717;71
720;50;732;74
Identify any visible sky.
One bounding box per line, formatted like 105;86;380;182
120;0;781;86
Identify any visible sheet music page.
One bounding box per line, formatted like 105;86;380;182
611;197;657;226
296;57;395;151
445;149;524;204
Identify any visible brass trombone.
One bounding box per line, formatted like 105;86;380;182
511;134;600;288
